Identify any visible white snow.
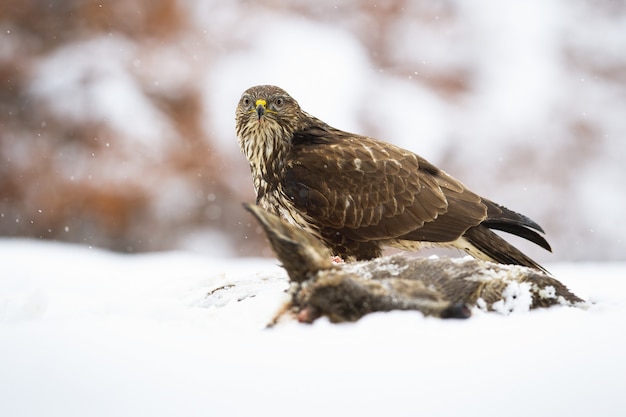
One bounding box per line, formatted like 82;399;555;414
1;239;625;417
490;281;533;314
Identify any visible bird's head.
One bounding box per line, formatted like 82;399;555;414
235;85;301;138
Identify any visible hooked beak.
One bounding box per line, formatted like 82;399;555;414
255;99;266;121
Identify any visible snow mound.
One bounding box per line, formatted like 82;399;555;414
1;239;625;417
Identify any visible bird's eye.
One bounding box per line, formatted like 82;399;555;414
272;97;285;110
242;96;252;108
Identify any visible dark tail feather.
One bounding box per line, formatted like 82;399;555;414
485;200;546;232
483;220;552;252
482;200;552;252
463;225;550;274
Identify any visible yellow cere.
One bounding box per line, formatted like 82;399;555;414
255;99;267;108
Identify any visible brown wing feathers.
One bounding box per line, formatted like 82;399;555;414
286;130;550;262
285;137;449;237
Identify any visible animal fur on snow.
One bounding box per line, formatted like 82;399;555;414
243;204;585;324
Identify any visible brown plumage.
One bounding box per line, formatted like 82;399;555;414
236;85;552;271
243;203;584;323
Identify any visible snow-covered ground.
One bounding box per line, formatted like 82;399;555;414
1;239;624;417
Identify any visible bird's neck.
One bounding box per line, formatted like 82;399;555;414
239;123;292;202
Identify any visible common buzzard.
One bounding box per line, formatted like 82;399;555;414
236;85;551;271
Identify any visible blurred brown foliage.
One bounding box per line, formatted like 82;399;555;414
0;0;258;253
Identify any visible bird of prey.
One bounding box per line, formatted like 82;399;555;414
235;85;552;271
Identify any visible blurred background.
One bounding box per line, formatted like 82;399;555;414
1;0;624;261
